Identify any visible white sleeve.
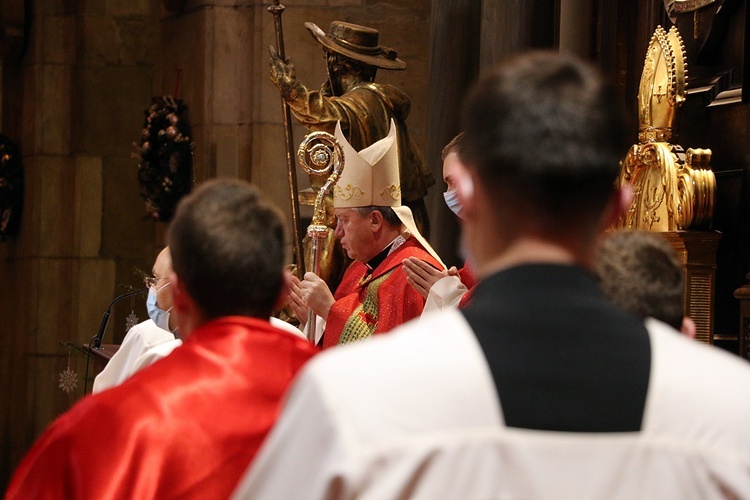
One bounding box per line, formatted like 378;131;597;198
92;320;175;393
421;275;468;316
269;317;307;340
231;363;354;499
130;339;183;374
92;323;151;393
301;315;326;345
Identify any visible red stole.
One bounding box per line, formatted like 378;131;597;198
7;317;318;500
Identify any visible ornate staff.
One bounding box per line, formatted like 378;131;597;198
297;131;344;341
268;0;305;276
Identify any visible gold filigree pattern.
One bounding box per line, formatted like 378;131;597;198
379;184;401;202
334;184;365;202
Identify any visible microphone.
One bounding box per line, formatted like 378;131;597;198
92;288;148;349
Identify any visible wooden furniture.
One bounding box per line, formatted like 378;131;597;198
733;274;750;360
661;230;721;344
82;343;120;369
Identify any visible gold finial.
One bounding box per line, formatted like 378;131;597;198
638;26;687;143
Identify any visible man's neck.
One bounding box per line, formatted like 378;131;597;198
366;231;408;270
476;236;595;279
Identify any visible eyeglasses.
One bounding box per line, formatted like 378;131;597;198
144;276;169;289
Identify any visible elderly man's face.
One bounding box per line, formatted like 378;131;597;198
333;208;378;263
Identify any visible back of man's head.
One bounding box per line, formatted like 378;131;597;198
595;230;685;330
461;51;629;226
168;178;286;320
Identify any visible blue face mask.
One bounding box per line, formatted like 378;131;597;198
443;188;463;218
147;283;173;332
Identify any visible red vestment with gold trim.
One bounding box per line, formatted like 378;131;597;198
323;236;440;349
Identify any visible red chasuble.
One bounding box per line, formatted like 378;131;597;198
6;317;318;500
323;236;441;349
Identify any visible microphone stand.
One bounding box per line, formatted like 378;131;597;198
91;288;148;349
84;288;147;394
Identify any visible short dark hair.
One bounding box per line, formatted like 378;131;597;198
352;206;401;228
461;51;629;220
441;132;465;162
168;178;287;320
595;230;685;330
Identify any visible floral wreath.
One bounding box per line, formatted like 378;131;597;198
135;95;194;222
0;135;24;241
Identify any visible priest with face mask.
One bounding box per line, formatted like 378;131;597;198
92;246;182;393
402;133;479;314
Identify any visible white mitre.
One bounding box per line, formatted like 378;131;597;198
332;120;445;268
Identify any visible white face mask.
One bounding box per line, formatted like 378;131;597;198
146;283;173;332
443;188;463;218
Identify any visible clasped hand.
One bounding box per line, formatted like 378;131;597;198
287;272;335;327
402;257;457;299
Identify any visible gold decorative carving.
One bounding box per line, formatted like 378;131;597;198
617;26;715;232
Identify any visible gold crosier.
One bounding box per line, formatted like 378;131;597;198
297;131;345;341
617;25;715;231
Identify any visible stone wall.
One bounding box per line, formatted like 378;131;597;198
0;0;161;487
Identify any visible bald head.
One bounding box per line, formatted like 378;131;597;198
153;247;172;281
151;247;176;330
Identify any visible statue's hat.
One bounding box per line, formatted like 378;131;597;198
305;21;406;71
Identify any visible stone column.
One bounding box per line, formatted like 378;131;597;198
159;1;256;186
0;1;159;487
426;0;481;266
480;0;558;69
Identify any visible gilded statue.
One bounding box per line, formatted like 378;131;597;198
617;25;715;231
269;21;434;289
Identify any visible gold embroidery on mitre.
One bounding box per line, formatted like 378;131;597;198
334;184;365;202
379;184;401;202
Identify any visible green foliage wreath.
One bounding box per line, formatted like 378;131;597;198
136;96;194;222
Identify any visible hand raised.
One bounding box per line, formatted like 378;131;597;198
269;45;298;97
402;257;449;299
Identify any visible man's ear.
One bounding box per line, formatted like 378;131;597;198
457;167;476;220
680;317;697;339
601;184;633;231
169;272;189;315
169;272;207;337
369;209;384;231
